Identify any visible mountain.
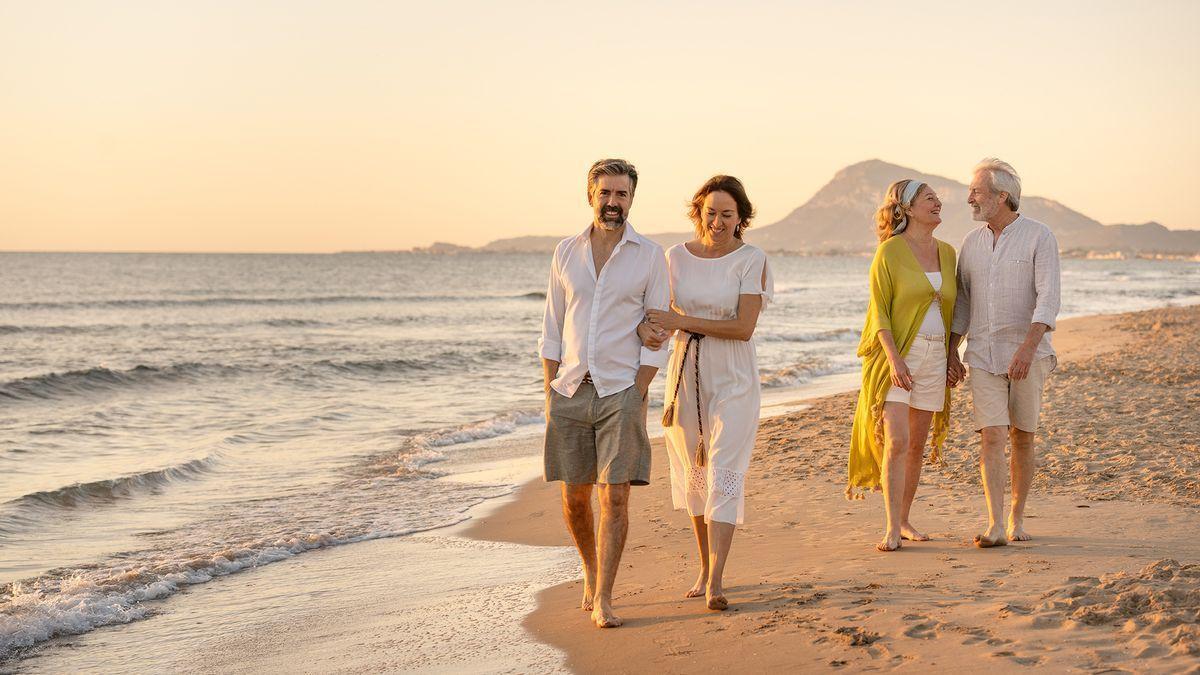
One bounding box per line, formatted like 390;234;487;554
749;159;1198;254
474;160;1198;255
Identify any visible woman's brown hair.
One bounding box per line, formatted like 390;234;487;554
688;175;756;240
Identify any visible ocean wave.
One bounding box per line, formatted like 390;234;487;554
357;409;545;479
260;318;332;328
0;457;221;535
760;328;858;343
0;295;394;311
0;292;546;311
415;410;543;449
0;478;512;659
516;291;546;300
759;361;852;389
0;324;123;336
0;349;526;403
311;358;438;376
0;363;237;402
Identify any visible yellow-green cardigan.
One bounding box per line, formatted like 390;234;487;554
847;235;957;498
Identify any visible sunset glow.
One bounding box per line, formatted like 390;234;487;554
2;0;1196;251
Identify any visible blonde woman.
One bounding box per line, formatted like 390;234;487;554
848;179;957;552
639;175;772;609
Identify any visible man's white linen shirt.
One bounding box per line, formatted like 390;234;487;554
539;222;670;398
951;215;1062;375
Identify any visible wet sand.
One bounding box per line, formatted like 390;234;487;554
467;306;1200;673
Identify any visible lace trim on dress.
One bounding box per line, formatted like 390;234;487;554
686;466;707;494
711;468;745;497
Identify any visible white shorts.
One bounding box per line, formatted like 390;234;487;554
884;333;947;412
969;355;1055;432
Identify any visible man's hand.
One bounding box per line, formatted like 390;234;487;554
637;320;671;350
635;365;656;401
947;353;967;388
541;359;560;422
1007;342;1036;381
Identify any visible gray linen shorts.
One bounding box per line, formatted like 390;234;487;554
544;382;651;486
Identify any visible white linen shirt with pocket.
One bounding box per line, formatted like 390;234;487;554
538;222;671;398
951;215;1061;375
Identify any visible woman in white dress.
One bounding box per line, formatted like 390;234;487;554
639;175;772;611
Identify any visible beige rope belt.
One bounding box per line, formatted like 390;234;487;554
662;332;707;467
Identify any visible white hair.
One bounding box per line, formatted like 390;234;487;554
974;157;1021;211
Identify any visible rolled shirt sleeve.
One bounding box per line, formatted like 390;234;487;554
639;248;671;369
951;255;971;336
1031;229;1061;331
537;245;565;361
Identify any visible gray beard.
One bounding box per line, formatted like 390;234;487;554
594;217;625;231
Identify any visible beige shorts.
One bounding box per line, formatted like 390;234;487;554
884;334;948;412
968;355;1056;432
544;383;651;486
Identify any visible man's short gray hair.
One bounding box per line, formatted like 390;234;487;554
974;157;1021;211
586;158;638;199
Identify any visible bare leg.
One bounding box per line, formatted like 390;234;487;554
900;408;935;541
592;482;630;628
878;402;909;552
1007;428;1035;541
705;520;735;610
560;483;597;610
686;515;709;598
976;426;1009;547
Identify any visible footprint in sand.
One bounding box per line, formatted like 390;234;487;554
992;651;1044;666
833;626;881;646
903;620;938;640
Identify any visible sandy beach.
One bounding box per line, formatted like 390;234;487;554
467;306;1200;673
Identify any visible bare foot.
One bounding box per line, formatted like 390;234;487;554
974;526;1008;548
877;531;902;552
706;584;728;611
900;522;930;542
685;571;708;598
591;600;622;628
1007;520;1032;541
581;585;594;612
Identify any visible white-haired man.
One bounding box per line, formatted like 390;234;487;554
948;158;1061;548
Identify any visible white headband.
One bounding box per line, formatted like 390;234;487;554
892;180;925;235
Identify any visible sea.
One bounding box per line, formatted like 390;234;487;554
2;251;1198;671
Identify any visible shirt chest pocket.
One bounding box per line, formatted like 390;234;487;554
1001;258;1033;290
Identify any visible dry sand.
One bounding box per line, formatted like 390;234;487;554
467;306;1200;673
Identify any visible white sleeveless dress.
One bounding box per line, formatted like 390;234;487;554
662;243;773;525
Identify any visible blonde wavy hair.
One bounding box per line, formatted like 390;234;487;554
874;179;926;243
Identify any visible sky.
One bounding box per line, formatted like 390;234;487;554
2;0;1197;252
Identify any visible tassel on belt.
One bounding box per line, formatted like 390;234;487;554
661;331;707;467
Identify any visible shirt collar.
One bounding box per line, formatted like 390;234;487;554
578;221;643;248
976;213;1025;238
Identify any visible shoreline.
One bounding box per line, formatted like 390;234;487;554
9;307;1194;673
466;307;1199;673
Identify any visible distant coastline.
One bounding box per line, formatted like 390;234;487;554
402;159;1200;259
400;240;1200;262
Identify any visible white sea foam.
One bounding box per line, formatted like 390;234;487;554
416;410;543;448
0;477;513;659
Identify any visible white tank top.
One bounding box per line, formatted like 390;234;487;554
918;271;945;336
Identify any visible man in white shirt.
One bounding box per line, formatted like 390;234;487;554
538;158;669;628
948;158;1061;548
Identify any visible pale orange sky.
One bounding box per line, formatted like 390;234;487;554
2;1;1197;252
